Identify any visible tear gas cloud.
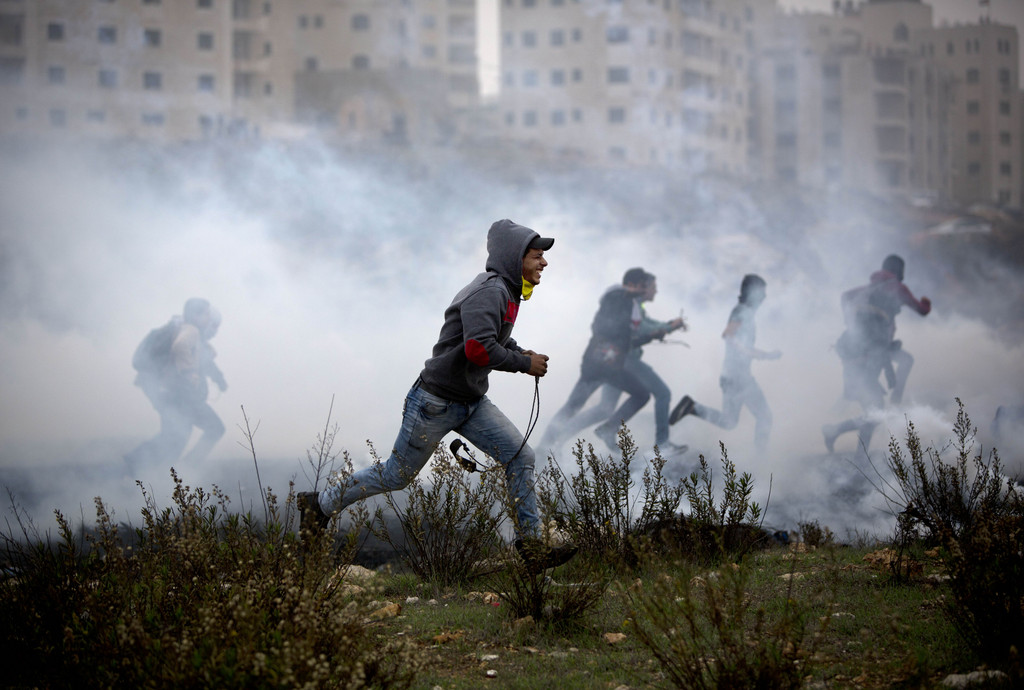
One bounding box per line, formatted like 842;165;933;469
1;141;1021;539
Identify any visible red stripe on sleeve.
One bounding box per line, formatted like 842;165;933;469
465;339;490;366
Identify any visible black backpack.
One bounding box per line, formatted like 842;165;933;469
132;319;180;373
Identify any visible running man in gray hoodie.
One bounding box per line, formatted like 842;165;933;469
300;219;576;571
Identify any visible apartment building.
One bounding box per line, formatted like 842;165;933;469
0;0;478;144
924;19;1021;208
758;0;955;202
277;0;479;144
758;0;1021;209
0;0;235;141
498;0;766;172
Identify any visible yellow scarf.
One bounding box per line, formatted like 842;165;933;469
521;278;535;301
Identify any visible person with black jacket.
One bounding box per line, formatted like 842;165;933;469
540;268;683;453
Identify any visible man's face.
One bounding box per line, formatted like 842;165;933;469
642;279;658;301
522;248;547;285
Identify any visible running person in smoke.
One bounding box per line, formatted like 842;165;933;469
540;268;685;454
298;219;576;572
538;269;687;455
822;254;931;453
670;274;781;452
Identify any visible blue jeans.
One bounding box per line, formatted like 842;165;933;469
693;374;772;450
318;381;540;537
551;357;672;446
539;361;651;450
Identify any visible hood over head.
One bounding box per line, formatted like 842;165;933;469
485;219;552;289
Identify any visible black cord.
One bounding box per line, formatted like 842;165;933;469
452;372;540;470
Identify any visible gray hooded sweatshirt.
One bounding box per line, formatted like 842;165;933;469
418;219;541;402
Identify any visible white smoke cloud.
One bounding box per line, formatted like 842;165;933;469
1;140;1021;541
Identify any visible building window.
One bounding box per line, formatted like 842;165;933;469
571;28;581;42
144;29;161;47
522;70;538;87
550;29;564;46
143;0;161;4
966;68;979;84
522;30;536;47
448;44;473;64
49;109;67;127
571;68;582;82
313;15;323;28
86;110;106;123
1000;131;1012;146
198;32;214;50
98;26;117;44
999;100;1011;115
0;14;25;46
1000;162;1012;176
352;55;369;69
98;69;117;88
607;67;629;83
966;101;980;115
968;131;981;145
968;162;981;175
606;26;628;43
551;69;564;86
608;107;626;123
304;57;317;71
143;71;162;90
198;74;215;91
572;108;582;122
998;68;1011;85
893;23;908;42
352;14;369;30
523;111;537;126
199;0;213;8
0;56;25;85
551;110;565;126
298;16;307;28
141;113;166;126
47;23;64;41
504;111;515;126
47;66;65;85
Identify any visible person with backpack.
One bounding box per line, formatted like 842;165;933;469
298;219;577;573
537;269;687;455
125;297;227;470
822;255;931;453
669;274;781;452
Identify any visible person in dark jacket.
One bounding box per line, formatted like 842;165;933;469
539;270;686;454
670;274;780;452
823;254;931;452
541;268;684;453
299;219;575;571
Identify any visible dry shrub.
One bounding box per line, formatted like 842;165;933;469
538;424;686;569
370;442;507;587
629;560;813;690
878;399;1024;666
0;470;424;689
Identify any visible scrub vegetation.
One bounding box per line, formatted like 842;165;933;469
0;405;1021;689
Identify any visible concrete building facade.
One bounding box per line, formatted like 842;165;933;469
497;0;766;173
0;0;235;141
0;0;478;144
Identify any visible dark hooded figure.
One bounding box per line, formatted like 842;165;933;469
540;267;685;454
125;297;227;470
299;219;576;573
823;254;931;453
670;274;781;451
